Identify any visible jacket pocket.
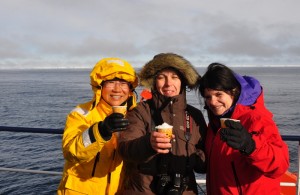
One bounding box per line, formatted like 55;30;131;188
65;174;105;194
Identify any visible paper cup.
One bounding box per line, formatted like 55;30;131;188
112;106;127;115
220;118;240;128
156;128;173;139
155;122;173;139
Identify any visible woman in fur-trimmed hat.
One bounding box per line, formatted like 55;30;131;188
118;53;207;195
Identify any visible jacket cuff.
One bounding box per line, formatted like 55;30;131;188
82;124;110;147
88;125;96;143
144;133;157;155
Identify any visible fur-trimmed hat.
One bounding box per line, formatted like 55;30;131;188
139;53;200;89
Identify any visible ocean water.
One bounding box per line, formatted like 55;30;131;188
0;67;299;194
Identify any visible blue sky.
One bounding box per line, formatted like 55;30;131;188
1;0;300;69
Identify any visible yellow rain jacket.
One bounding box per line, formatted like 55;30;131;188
57;58;138;195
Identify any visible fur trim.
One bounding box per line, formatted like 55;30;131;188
139;53;200;89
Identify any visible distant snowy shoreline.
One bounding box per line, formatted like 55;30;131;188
1;64;300;70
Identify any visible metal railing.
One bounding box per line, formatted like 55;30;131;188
0;126;299;194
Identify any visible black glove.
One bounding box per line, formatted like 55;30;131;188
220;119;255;155
99;113;129;138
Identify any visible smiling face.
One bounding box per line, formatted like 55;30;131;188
101;79;130;106
155;69;182;97
204;88;234;116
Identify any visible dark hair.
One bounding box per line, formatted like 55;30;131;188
155;67;187;87
199;63;240;101
151;67;187;95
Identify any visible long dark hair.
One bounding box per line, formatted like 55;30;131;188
199;63;240;103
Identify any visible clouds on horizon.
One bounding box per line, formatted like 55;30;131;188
1;0;300;69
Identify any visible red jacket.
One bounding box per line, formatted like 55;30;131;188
206;92;289;195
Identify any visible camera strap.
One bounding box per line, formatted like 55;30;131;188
184;109;191;141
184;107;192;174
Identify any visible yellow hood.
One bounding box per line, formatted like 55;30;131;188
90;58;138;109
90;58;138;88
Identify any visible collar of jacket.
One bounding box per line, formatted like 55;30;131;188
150;90;187;112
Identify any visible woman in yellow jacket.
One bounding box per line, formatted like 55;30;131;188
57;58;138;195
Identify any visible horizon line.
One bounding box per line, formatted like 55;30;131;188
1;64;300;70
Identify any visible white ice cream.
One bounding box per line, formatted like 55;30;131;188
155;122;173;129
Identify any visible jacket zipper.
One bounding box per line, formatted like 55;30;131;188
91;152;100;177
231;161;242;195
107;149;116;183
170;101;175;152
207;132;216;195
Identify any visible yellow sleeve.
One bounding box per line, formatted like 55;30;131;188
62;107;108;163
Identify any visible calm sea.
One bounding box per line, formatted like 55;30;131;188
0;67;299;194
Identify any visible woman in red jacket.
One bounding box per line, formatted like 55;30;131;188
199;63;289;195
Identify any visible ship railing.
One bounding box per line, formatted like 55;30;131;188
0;126;299;194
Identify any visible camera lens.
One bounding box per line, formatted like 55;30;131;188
173;173;181;187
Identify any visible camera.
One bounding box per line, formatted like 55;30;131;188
166;174;183;195
157;173;187;195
